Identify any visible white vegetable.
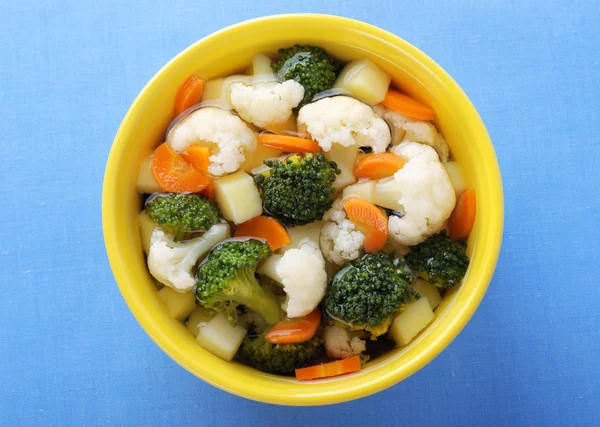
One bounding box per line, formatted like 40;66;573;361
275;240;327;318
320;199;365;265
373;105;449;162
196;312;247;361
389;298;434;346
297;96;391;153
138;212;158;255
444;161;467;196
382;142;456;246
158;286;196;321
258;254;284;283
342;180;376;204
136;153;162;193
213;171;263;224
186;307;216;336
413;279;442;310
166;107;256;176
230;54;304;128
325;143;358;191
324;326;367;359
240;143;283;173
201;75;253;109
147;223;230;292
334;59;391;105
280;221;323;253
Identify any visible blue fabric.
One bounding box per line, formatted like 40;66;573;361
1;1;599;425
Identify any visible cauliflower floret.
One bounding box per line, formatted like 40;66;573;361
147;223;230;292
383;142;455;246
297;96;391;153
320;199;365;265
275;240;327;318
373;105;449;162
229;80;305;128
166;107;256;176
323;326;366;359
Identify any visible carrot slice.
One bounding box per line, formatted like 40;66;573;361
174;75;204;116
449;189;476;240
181;145;211;175
295;356;361;380
234;216;291;251
265;309;321;344
151;143;209;193
355;153;405;179
343;198;388;252
200;181;215;200
258;133;321;153
382;89;436;121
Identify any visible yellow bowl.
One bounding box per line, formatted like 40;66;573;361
102;14;503;405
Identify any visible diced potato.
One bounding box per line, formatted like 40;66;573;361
444;161;467;196
196;312;247;361
136;153;162;194
251;53;277;85
138;212;158;255
326;143;359;191
240;143;283;173
334;59;391;105
264;114;298;135
214;171;263;224
201;75;253;109
373;177;403;211
342;180;376;203
158;287;196;322
186;307;216;336
413;279;442;310
390;298;435;346
258;254;284;283
280;221;323;253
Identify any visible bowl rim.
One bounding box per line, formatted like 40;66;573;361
102;13;504;405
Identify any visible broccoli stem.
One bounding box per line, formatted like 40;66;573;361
217;268;281;325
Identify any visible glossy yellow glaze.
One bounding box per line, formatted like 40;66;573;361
102;14;503;405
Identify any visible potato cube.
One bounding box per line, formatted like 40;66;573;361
186;307;216;336
334;59;391;105
196;312;247;361
138;212;158;255
136;153;162;194
390;298;435;346
158;287;196;322
201;75;253;109
240;143;283;173
413;279;442;310
444;161;467;196
214;171;263;224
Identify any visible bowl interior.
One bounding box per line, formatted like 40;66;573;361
103;14;503;405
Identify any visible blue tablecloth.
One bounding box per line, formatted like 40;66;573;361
1;1;599;425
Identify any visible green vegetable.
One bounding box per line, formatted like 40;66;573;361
404;231;469;288
145;194;221;240
254;154;340;227
272;44;339;107
239;332;324;375
323;252;417;337
195;239;281;325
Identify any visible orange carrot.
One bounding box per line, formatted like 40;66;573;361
258;133;321;153
295;356;361;380
343;198;388;252
265;309;321;344
151;143;209;193
181;145;211;175
200;181;215;200
449;189;476;240
355;153;405;179
234;216;291;251
382;89;436;121
174;75;204;116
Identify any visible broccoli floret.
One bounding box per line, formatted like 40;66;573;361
272;44;339;107
254;153;340;227
195;239;281;325
404;231;469;288
145;194;221;240
324;252;417;337
239;332;324;375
